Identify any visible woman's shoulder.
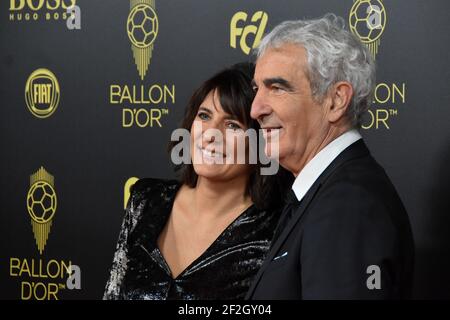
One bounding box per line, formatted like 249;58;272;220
124;178;180;236
131;177;179;194
128;178;179;210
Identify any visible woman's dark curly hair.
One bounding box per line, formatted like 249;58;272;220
169;62;293;210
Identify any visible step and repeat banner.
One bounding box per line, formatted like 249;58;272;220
1;0;449;299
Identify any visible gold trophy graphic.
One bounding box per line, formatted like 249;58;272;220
127;0;158;80
349;0;386;58
26;167;57;254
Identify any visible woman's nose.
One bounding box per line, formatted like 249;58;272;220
201;123;222;144
202;129;215;143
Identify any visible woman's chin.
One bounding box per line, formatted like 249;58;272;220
193;164;223;179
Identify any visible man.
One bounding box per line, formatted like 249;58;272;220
246;14;414;299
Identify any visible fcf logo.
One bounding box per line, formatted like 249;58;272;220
230;11;268;55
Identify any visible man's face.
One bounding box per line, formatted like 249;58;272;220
251;43;329;175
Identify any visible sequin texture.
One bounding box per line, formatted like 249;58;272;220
103;178;280;300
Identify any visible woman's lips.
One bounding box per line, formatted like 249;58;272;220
196;145;225;163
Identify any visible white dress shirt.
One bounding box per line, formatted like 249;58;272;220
291;129;362;202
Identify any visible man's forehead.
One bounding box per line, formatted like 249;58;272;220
258;43;305;61
254;45;307;81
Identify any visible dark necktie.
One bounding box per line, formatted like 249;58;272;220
271;189;301;245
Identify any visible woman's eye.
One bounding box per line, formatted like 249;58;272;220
197;112;210;120
226;122;242;131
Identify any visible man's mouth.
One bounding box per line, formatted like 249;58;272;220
261;126;283;135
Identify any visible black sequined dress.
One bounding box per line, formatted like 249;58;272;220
103;178;280;300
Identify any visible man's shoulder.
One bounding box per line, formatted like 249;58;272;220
327;151;398;198
305;152;408;229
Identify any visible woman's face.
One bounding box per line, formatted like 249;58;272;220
191;90;253;182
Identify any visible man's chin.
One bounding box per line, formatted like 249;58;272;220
264;142;282;160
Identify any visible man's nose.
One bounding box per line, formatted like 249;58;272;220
251;89;271;121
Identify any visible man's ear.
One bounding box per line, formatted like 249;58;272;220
326;81;353;123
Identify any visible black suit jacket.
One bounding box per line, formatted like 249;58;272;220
246;140;414;299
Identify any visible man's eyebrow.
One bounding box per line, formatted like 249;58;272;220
263;77;294;90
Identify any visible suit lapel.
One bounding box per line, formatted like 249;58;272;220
246;140;370;299
245;179;322;298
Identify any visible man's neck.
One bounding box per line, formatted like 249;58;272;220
293;125;352;177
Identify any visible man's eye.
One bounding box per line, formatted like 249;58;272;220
252;85;258;93
197;112;210;120
271;86;285;94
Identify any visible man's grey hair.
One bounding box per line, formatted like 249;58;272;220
256;13;375;127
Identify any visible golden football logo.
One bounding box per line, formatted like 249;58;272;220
25;68;60;119
349;0;386;58
26;167;57;254
127;0;158;80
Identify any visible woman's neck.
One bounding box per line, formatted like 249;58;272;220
186;175;252;220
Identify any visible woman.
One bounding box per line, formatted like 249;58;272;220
103;63;293;299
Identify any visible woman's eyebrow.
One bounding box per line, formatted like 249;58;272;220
198;106;213;113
